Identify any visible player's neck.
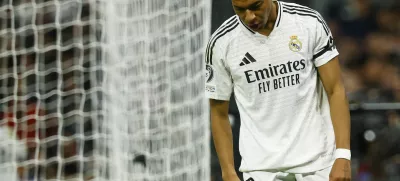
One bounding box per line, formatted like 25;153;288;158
259;1;278;36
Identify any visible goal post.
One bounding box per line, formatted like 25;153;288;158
0;0;211;180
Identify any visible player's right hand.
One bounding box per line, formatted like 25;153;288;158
222;173;241;181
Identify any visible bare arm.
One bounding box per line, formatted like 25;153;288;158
210;99;238;180
318;57;351;181
317;57;351;150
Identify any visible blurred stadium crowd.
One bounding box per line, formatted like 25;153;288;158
211;0;400;181
325;1;400;181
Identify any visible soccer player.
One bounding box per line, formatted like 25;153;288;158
205;0;351;181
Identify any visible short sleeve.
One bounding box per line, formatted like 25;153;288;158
205;43;233;101
312;14;339;67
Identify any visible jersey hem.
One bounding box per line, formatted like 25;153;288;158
284;155;335;173
239;153;335;174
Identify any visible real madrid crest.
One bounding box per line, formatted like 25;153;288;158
289;35;302;52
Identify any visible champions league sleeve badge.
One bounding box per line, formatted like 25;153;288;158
289;35;302;52
205;65;214;83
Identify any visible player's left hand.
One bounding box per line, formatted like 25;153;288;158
329;158;351;181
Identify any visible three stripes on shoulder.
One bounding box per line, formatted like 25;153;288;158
205;16;239;65
281;3;330;36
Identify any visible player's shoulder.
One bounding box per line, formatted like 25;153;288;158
208;15;241;49
280;1;325;25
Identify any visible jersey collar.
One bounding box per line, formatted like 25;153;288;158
239;1;283;37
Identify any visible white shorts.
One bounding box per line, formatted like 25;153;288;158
243;166;332;181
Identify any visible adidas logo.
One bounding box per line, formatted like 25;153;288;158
240;52;257;66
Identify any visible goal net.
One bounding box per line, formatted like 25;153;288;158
0;0;211;181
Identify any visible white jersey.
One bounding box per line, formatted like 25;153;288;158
205;1;338;173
